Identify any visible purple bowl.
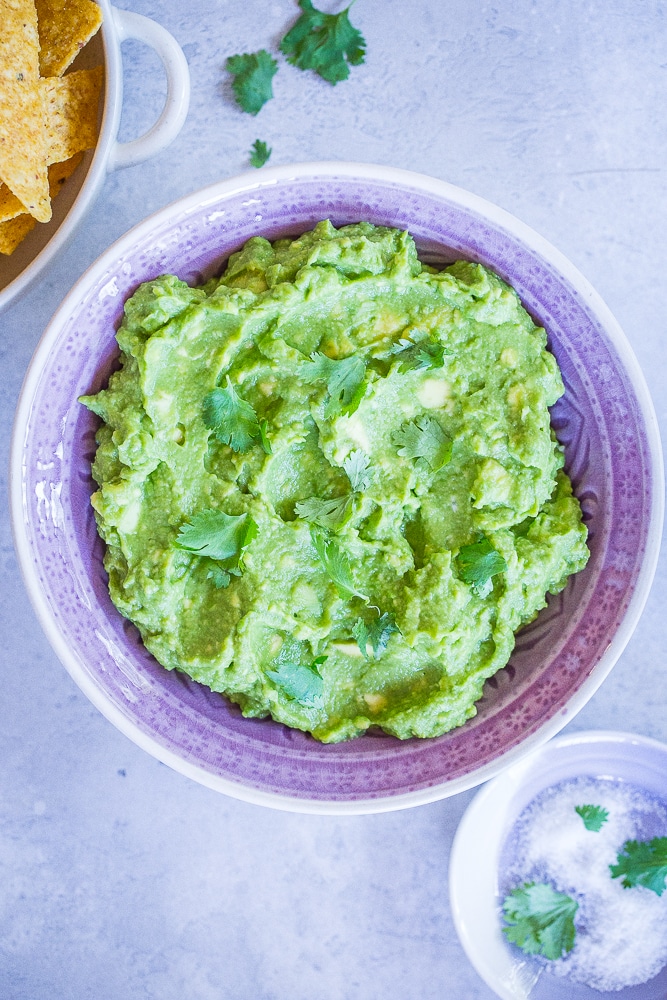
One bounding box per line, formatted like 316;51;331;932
10;163;663;813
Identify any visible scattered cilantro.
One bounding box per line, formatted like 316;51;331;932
280;0;366;85
392;337;449;372
610;837;667;896
202;377;270;454
249;139;272;167
502;883;578;961
295;494;353;530
226;50;278;115
392;415;452;472
352;612;400;660
176;510;257;585
456;537;507;598
343;450;372;493
575;804;609;832
310;525;368;601
301;351;367;417
267;655;326;708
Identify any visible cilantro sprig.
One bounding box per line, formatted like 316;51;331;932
295;450;371;530
392;415;452;472
392;337;449;372
203;377;271;455
575;804;609;833
175;510;257;587
352;612;399;660
502;883;579;961
301;351;367;418
610;837;667;896
267;655;326;708
310;525;368;601
226;50;278;115
456;537;507;598
280;0;366;84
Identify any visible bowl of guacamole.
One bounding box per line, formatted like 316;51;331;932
11;163;663;811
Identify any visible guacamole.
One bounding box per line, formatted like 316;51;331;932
81;221;589;743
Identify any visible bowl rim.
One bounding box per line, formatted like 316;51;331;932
448;728;667;998
9;162;665;813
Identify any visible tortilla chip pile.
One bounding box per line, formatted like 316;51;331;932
0;0;103;255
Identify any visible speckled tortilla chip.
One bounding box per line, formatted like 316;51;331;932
35;0;103;77
0;0;51;223
42;65;103;163
0;183;27;224
0;153;84;253
0;213;37;254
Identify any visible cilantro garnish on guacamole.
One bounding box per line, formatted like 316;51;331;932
80;221;589;743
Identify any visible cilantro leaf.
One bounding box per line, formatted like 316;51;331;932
249;139;272;168
310;525;368;601
456;537;507;598
343;449;372;492
226;50;278;115
575;804;609;832
295;494;353;530
502;883;578;961
280;0;366;85
175;510;257;576
610;838;667;895
267;655;326;708
352;612;400;660
202;377;270;454
392;338;449;372
301;351;367;417
295;450;370;531
392;415;452;471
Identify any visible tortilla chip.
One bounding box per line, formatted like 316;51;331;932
35;0;103;77
0;0;51;222
0;183;28;224
42;65;103;164
0;213;37;255
0;153;84;254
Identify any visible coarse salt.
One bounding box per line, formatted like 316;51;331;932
499;776;667;992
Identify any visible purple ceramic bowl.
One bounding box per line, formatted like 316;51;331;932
10;163;663;813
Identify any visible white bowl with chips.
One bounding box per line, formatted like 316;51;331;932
0;0;190;311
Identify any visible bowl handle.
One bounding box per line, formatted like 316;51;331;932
107;7;190;171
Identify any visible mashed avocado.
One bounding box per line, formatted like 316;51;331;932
81;220;589;743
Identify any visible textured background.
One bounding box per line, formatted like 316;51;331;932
1;2;666;997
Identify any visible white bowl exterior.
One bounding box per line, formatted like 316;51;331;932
449;730;667;999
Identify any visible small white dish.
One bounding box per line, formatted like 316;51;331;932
449;730;667;999
0;0;190;311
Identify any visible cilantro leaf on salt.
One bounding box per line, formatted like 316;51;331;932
266;655;326;708
280;0;366;85
392;415;452;472
249;139;272;168
456;537;507;598
202;377;270;454
301;351;367;417
226;50;278;115
575;804;609;832
502;883;579;961
352;612;400;660
310;525;368;601
175;510;257;570
610;837;667;896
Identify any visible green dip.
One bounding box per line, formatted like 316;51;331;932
81;221;589;743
